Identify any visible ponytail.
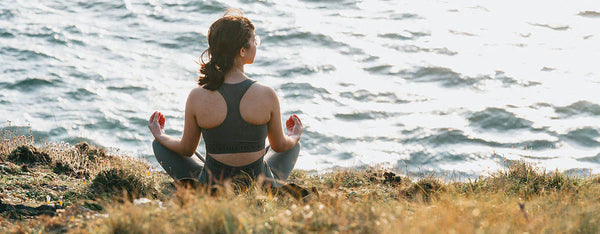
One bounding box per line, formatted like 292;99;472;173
198;10;254;91
198;51;226;91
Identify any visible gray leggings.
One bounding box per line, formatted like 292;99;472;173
152;140;300;187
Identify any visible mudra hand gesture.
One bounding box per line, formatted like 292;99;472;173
286;114;303;140
148;111;166;137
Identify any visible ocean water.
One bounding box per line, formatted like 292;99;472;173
1;0;600;178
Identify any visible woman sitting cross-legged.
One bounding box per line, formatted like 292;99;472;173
148;10;303;188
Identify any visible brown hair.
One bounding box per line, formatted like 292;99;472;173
198;9;255;91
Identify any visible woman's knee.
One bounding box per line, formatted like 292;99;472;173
152;140;162;154
291;142;300;154
152;140;172;161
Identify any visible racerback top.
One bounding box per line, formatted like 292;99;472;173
201;79;268;154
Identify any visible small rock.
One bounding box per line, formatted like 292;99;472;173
133;198;152;205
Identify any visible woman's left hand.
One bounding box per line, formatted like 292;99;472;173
148;111;166;137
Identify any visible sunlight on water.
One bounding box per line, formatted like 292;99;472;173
1;0;599;178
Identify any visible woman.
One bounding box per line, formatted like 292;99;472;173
148;10;303;188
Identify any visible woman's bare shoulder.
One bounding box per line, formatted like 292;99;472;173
250;81;277;98
189;85;212;97
187;86;216;106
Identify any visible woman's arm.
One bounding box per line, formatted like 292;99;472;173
148;90;202;157
266;87;303;152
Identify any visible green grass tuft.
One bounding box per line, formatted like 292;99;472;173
8;145;51;165
402;177;446;202
75;142;107;162
90;168;160;200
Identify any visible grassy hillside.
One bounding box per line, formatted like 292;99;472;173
1;130;599;233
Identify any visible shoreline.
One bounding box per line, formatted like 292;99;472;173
3;124;597;183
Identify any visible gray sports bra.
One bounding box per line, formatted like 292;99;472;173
201;79;268;154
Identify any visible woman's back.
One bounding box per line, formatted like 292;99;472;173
190;78;274;166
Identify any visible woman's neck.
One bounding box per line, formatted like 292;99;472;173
224;63;246;84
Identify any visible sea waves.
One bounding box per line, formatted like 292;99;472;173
1;0;600;178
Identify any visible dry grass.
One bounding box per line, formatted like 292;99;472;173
1;129;600;233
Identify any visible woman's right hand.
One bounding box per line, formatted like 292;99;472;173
286;114;303;140
148;111;166;137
